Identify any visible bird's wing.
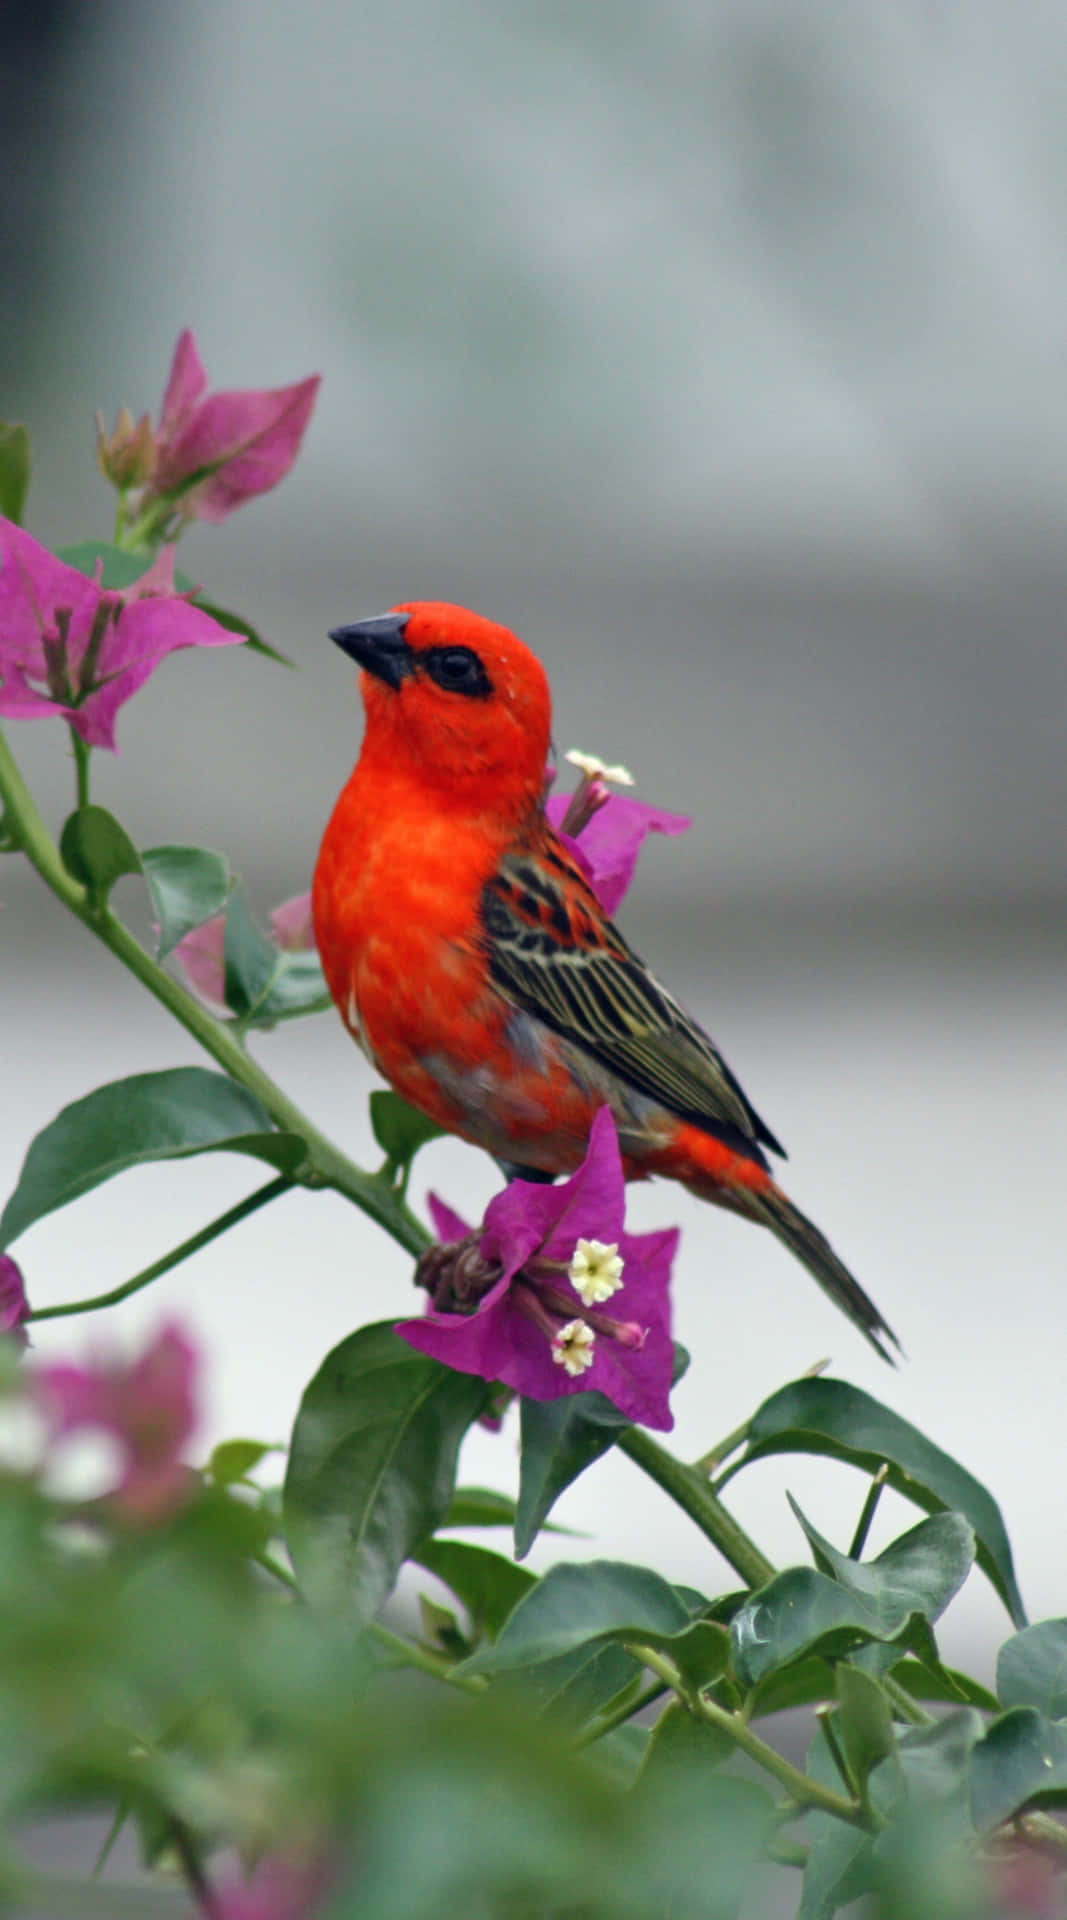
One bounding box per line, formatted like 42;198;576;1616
480;835;784;1162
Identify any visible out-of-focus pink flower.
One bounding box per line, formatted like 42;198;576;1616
215;1852;334;1920
545;755;691;916
145;329;320;525
269;890;315;951
0;525;238;749
173;889;317;1009
36;1321;199;1523
0;1256;30;1351
398;1109;677;1430
173;913;229;1010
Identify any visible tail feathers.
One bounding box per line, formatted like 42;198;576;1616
753;1184;901;1365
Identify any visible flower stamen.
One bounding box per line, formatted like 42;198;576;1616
569;1237;624;1306
551;1319;596;1376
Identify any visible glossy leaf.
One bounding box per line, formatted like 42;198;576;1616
284;1321;488;1622
369;1091;445;1167
57;540;151;589
997;1619;1067;1719
889;1657;999;1713
799;1728;877;1920
835;1664;896;1793
460;1559;693;1676
0;1068;304;1250
638;1698;733;1788
869;1709;983;1836
515;1390;628;1559
0;422;30;523
734;1376;1024;1625
971;1707;1067;1831
207;1439;274;1486
59;805;141;895
142;844;230;959
413;1538;537;1642
188;595;294;667
732;1568;893;1691
789;1496;974;1649
224;884;331;1025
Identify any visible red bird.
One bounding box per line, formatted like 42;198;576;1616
313;602;897;1361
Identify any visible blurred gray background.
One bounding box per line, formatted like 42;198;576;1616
2;0;1066;1821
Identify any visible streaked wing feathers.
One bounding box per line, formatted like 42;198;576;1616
481;839;784;1162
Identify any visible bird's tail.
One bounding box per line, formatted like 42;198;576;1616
749;1183;901;1364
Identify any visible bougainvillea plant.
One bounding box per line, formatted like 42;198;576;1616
0;344;1062;1919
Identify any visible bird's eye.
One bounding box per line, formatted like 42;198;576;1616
423;646;493;698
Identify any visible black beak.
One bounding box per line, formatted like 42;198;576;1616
329;612;413;689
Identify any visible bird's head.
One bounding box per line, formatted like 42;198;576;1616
330;601;552;810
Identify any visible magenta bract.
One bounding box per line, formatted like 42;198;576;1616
0;1256;30;1352
0;525;240;749
546;787;691;916
36;1320;200;1523
150;328;321;525
398;1110;677;1430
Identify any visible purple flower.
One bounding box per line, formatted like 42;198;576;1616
397;1110;677;1430
36;1321;199;1523
546;754;691;915
0;1256;30;1352
147;329;321;525
0;527;240;749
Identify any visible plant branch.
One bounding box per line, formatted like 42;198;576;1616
618;1426;775;1589
28;1175;293;1321
629;1644;871;1829
0;724;431;1259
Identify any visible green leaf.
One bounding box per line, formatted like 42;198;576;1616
412;1539;537;1642
59;805;141;896
141;844;230;960
869;1709;983;1833
731;1568;893;1691
507;1638;643;1731
748;1653;836;1719
997;1618;1067;1719
788;1496;975;1666
638;1698;733;1788
369;1091;445;1167
799;1729;877;1920
0;423;30;523
835;1664;897;1793
733;1376;1024;1625
0;1067;304;1250
888;1657;1000;1713
970;1706;1067;1830
284;1322;488;1623
460;1559;693;1676
224;884;331;1026
58;540;155;589
515;1391;629;1560
189;595;295;667
207;1439;275;1486
443;1486;520;1529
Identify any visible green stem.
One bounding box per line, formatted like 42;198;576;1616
618;1426;775;1589
571;1676;668;1749
631;1644;870;1829
0;724;430;1259
693;1413;750;1477
368;1620;488;1694
28;1175;292;1321
71;729;91;809
848;1463;888;1560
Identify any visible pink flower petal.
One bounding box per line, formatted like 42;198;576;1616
545;788;691;915
269;890;316;951
159;328;209;433
173;914;228;1008
0;1255;31;1351
36;1321;200;1524
155;376;321;524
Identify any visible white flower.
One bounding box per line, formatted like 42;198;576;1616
564;748;634;788
551;1320;596;1376
568;1238;625;1306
